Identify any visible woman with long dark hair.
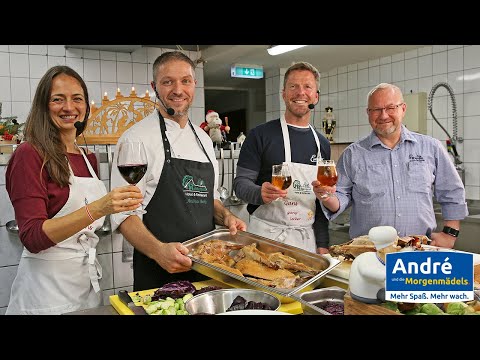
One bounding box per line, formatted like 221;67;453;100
5;66;143;314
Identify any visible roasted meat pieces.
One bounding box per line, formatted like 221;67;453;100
329;234;431;261
190;240;322;289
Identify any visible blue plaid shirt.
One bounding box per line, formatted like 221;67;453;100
323;125;468;238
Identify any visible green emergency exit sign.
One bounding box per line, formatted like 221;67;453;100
231;64;264;79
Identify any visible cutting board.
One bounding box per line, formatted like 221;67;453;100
109;279;303;315
344;292;401;315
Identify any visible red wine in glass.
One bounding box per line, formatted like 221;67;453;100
118;164;147;185
117;142;148;215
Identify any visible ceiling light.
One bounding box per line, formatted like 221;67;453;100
267;45;307;56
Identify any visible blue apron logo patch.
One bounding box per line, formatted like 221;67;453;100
385;251;474;303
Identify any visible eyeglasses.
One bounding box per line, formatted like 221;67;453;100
367;103;404;116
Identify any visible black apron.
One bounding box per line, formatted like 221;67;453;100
133;112;215;291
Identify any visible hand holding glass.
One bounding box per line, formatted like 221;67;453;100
272;163;292;201
317;159;337;199
117;142;148;215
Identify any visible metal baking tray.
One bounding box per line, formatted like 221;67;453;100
183;228;341;302
293;286;346;315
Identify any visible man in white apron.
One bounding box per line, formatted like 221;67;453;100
6;147;107;315
233;62;331;254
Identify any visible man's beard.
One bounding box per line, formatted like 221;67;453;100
374;123;397;137
171;105;190;117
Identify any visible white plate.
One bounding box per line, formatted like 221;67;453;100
217;310;292;315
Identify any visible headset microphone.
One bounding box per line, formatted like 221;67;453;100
308;90;321;110
74;121;84;134
152;82;175;116
166;107;175;116
74;121;88;149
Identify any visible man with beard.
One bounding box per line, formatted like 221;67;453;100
313;83;467;249
111;51;246;291
233;62;331;254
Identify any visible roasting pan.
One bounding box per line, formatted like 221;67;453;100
183;228;340;302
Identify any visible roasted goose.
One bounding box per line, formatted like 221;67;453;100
396;235;430;248
235;259;296;281
268;252;319;275
329;234;431;260
211;262;244;277
329;236;376;260
246;276;300;289
190;240;321;289
191;239;243;267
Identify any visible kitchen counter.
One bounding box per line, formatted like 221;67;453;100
63;305;119;315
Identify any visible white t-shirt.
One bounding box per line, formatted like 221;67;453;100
110;111;220;231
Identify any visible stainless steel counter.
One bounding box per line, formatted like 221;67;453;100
63;305;119;315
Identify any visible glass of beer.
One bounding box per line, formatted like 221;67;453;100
272;163;292;201
317;159;337;198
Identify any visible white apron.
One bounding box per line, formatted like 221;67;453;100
6;145;107;315
249;116;322;253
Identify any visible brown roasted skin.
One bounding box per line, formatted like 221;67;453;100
190;240;320;289
247;276;299;289
191;240;243;266
267;252;320;274
235;259;296;280
211;262;244;277
234;243;279;269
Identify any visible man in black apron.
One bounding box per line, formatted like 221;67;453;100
111;51;246;291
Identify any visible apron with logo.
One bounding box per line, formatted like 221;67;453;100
134;114;215;291
249;117;321;252
6;144;107;315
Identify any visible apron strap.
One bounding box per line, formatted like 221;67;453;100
88;248;102;293
157;110;213;165
74;141;100;179
81;234;102;293
280;116;322;163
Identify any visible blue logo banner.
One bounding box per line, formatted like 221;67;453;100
385;251;474;303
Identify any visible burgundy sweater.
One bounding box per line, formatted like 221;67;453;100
5;142;99;253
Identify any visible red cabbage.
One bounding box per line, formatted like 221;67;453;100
152;280;196;300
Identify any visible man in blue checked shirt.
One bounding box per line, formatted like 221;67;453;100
312;83;467;249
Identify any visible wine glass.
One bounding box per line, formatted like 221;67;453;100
117;141;148;215
317;159;337;199
272;163;292;201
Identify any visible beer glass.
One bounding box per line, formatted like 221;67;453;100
316;159;337;199
272;163;292;201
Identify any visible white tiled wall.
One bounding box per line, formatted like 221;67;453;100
266;45;480;201
0;45;206;313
